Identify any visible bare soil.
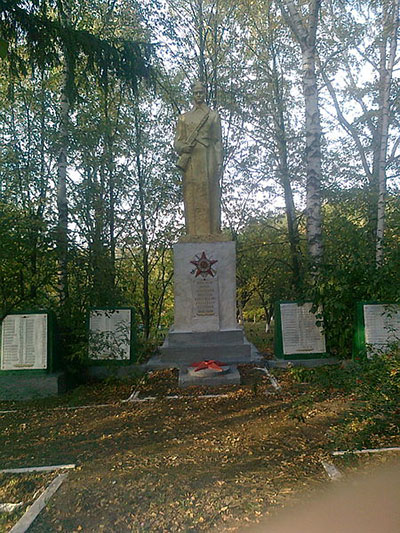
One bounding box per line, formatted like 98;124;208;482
0;366;399;532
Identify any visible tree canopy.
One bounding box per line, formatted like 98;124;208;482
1;0;399;359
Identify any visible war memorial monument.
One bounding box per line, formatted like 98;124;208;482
158;82;255;385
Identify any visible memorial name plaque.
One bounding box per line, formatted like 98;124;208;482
279;303;326;356
364;304;400;354
1;314;48;371
89;309;132;361
192;278;219;317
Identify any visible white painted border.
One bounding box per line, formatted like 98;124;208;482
332;447;400;456
128;393;231;402
0;464;75;474
9;473;68;533
0;502;24;513
254;367;281;391
321;460;343;480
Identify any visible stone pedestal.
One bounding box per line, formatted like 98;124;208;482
159;241;253;367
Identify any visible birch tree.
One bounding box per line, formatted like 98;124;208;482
375;0;400;264
277;0;323;267
1;0;152;312
320;0;400;265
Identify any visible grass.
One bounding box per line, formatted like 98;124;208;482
243;321;274;355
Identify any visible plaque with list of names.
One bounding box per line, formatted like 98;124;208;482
89;309;132;361
275;302;326;359
363;304;400;354
192;278;219;317
1;313;48;371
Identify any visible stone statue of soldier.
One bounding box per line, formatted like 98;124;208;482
174;81;223;238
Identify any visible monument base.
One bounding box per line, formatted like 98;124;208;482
157;240;258;381
159;328;253;364
0;372;66;400
178;364;240;387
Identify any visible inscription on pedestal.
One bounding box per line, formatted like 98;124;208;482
192;278;218;317
1;314;48;370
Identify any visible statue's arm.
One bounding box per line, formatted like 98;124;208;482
214;113;224;169
174;115;187;155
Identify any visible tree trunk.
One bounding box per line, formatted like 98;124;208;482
30;71;47;300
319;0;399;264
270;43;302;291
134;109;151;339
56;0;71;308
375;0;399;265
278;0;323;267
302;44;323;265
56;66;70;306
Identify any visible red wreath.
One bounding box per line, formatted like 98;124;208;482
190;360;227;372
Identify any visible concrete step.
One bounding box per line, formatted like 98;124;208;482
159;342;252;363
167;329;245;346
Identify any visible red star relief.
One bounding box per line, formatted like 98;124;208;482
190;251;218;278
190;360;227;372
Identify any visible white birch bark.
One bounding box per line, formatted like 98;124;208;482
278;0;323;266
376;0;399;265
320;1;399;266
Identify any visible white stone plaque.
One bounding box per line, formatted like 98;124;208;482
280;303;326;355
364;304;400;354
1;314;48;370
192;278;219;317
89;309;131;360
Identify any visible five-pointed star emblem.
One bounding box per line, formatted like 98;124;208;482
190;251;218;278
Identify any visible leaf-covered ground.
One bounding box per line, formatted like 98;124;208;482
0;366;399;532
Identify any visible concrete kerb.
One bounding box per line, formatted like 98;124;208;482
125;393;231;403
253;367;281;392
0;502;24;513
332;447;400;456
322;447;400;481
1;464;76;533
0;464;76;474
321;460;343;481
0;355;338;413
9;473;68;533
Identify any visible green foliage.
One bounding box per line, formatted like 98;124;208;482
237;217;302;322
0;1;152;99
288;363;357;392
1;0;400;380
288;349;400;448
0;202;57;317
288;394;315;423
310;191;400;357
88;311;131;361
243;322;274;354
0;37;8;58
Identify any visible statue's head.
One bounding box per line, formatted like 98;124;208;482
192;81;206;105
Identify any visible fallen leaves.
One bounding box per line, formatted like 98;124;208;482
2;367;398;532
